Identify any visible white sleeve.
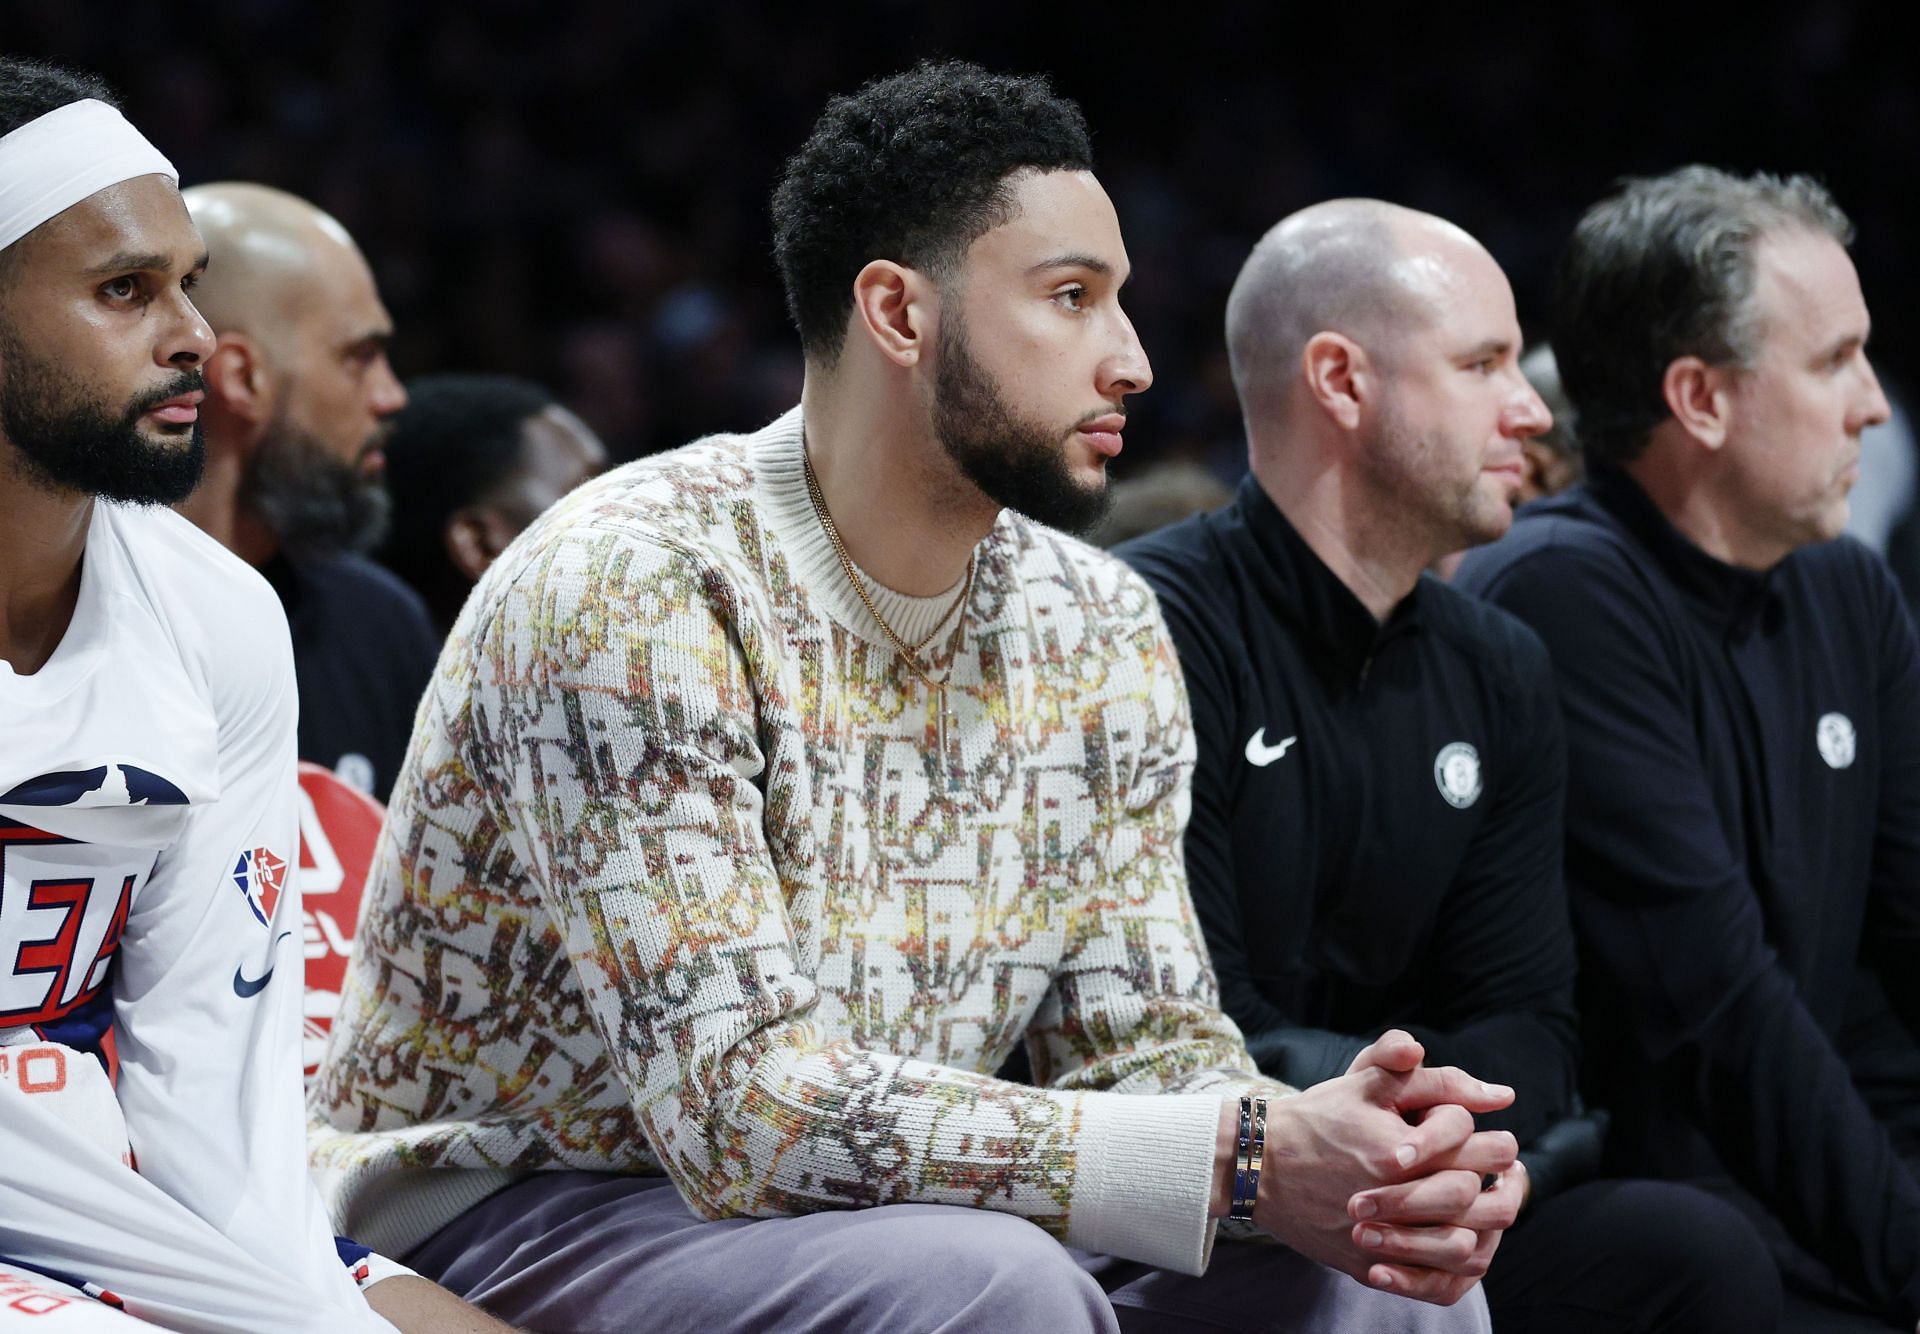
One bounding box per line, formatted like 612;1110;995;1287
0;608;393;1332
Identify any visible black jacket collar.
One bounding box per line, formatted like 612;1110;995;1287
1584;460;1776;639
1232;474;1424;686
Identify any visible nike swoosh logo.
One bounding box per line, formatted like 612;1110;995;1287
233;932;292;999
1245;729;1298;766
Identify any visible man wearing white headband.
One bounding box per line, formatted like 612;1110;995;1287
0;59;509;1333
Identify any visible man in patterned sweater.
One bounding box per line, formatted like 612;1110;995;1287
312;62;1523;1332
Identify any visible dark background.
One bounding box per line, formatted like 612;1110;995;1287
8;1;1910;480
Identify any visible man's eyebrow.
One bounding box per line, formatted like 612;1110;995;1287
84;250;209;276
342;327;394;356
1027;253;1115;278
1457;337;1513;361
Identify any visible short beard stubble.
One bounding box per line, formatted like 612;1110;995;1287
930;304;1113;536
1368;395;1513;557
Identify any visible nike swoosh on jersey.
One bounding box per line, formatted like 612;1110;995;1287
1245;729;1298;766
233;932;292;998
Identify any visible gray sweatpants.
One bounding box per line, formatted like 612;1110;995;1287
407;1172;1492;1334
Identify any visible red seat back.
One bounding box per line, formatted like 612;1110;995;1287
295;762;383;1084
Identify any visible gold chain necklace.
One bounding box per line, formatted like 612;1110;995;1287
803;444;976;764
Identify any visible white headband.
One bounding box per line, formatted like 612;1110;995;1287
0;99;177;252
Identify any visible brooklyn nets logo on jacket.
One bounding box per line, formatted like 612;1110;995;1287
1433;742;1483;809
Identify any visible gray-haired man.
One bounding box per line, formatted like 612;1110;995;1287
1459;166;1920;1331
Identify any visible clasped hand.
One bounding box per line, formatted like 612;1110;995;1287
1236;1029;1525;1306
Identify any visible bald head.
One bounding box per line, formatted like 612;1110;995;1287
182;183;370;349
1226;199;1490;423
171;181;405;563
1222;199;1549;584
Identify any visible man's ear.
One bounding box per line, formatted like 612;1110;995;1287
1300;331;1372;431
202;333;274;432
849;260;935;368
1661;356;1734;451
443;507;514;583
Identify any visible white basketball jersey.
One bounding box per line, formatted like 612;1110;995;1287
0;501;394;1332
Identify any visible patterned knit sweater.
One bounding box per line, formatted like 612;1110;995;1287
309;407;1281;1273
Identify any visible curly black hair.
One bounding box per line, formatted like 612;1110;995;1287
0;56;116;138
770;60;1093;366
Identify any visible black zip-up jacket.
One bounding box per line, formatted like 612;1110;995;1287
1118;476;1578;1154
1457;462;1920;1324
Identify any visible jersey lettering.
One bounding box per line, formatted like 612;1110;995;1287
11;1046;66;1094
0;1275;71;1314
0;823;149;1025
0;1046;69;1094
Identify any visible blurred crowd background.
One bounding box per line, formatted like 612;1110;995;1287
8;1;1914;486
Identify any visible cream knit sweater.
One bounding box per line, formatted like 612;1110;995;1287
309;408;1281;1273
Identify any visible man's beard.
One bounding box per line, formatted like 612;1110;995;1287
241;417;391;560
1369;399;1512;555
0;325;206;506
930;307;1113;535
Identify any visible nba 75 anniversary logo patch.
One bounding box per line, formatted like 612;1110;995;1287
232;846;287;926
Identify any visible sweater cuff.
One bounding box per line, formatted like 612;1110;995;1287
317;1162;528;1259
1066;1091;1222;1275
